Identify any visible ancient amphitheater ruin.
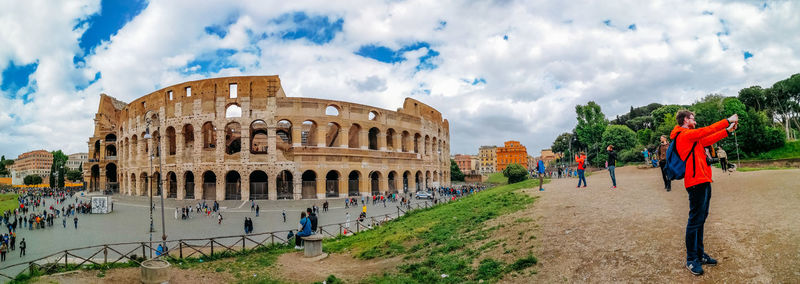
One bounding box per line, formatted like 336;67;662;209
84;76;451;201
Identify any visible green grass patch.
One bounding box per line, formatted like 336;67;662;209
509;255;538;271
736;166;795;172
0;193;19;213
745;140;800;161
325;179;540;283
486;172;507;185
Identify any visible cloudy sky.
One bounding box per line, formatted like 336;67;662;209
1;0;799;159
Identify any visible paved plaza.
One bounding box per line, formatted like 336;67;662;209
0;191;438;276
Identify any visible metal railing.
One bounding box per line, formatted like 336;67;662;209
0;197;450;281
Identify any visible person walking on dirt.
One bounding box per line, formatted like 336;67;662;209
607;145;617;189
672;110;738;276
717;147;728;172
656;135;671;191
575;152;587;188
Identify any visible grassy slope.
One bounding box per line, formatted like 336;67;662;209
750;140;800;160
0;193;19;213
324;179;541;283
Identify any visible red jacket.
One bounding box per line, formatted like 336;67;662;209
575;155;586;170
670;119;730;188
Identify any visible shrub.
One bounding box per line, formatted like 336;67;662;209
502;163;528;184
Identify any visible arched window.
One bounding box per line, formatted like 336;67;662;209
225;104;241;118
225;122;241;155
250;120;268;154
166;126;176;155
326;122;341;147
368;127;380;150
202;122;216;149
301;120;317;146
349;124;361;148
325;105;340;116
183;124;194;150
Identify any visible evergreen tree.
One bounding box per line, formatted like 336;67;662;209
450;159;465;182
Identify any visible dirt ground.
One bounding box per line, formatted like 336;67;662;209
35;166;800;283
508;166;800;283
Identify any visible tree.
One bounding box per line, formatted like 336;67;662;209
651;104;682;132
51;150;68;188
66;169;83;182
24;175;42;185
598;125;638;164
690;94;726;128
502;163;528;184
636;128;654;146
551;132;574;155
49;162;56;187
767;74;800;140
575;101;608;166
450;159;465;182
738;86;767;112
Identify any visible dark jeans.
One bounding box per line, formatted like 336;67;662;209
720;158;728;171
295;234;308;247
577;170;586;187
608;166;616;186
685;182;712;261
659;160;671;189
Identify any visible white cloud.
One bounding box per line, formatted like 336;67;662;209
2;0;800;159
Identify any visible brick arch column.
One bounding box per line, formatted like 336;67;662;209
338;126;349;148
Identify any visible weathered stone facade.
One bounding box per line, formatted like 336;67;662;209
84;76;451;200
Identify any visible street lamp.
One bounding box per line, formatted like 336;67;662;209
144;114;168;257
144;120;155;249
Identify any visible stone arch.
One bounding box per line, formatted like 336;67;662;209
105;133;117;142
425;171;431;190
301;120;317;147
433;170;439;183
276;119;292;149
225;122;242;155
250;120;268;154
388;171;398;193
131;135;138;159
166;126;176;155
368;110;379;121
93;140;100;159
369;171;381;195
249;170;268;200
202;122;216;149
431;137;437;158
225;171;241;200
348;123;361;148
348;170;360;196
152;171;161;196
415;171;423;192
202;171;217;200
130;173;136;195
424;135;430;155
167;171;177;198
140;172;148;196
183;124;194;150
386;128;396;150
326;122;341;147
225;103;242;118
141;132;148;154
184;171;195;199
105;144;117;157
90;164;100;191
325;104;340;116
325;170;340;197
402;171;410;192
401;131;410;152
368;127;380;150
414;133;421;153
301;170;317;199
276;170;293;200
105;163;117;192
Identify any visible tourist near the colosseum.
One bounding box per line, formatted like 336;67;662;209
606;145;617;189
656;135;671;191
670;110;739;276
575;152;587;188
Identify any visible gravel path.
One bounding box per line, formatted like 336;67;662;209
516;166;800;283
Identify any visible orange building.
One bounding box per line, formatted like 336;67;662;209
496;141;528;171
10;150;53;185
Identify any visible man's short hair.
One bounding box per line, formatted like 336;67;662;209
676;110;695;126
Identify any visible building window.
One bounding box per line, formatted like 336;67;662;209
186;87;192;97
230;83;238;98
168;91;173;100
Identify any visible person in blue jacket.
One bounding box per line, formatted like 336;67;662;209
294;212;312;249
537;159;546;191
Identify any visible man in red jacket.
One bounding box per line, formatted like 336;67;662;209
670;110;738;276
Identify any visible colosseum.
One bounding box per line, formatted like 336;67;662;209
83;75;451;201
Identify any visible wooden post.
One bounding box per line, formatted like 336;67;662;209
141;243;146;260
242;236;246;252
104;245;108;264
210;239;214;256
270;233;274;245
179;241;183;259
65;251;68;267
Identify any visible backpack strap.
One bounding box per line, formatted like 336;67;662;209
675;131;699;178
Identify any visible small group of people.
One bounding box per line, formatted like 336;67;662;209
0;233;23;261
243;217;255;234
292;207;319;249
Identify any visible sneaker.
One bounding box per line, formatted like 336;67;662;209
701;254;717;266
294;246;302;250
582;186;587;188
612;186;617;189
686;260;704;275
539;188;544;191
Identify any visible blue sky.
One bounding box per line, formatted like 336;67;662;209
2;0;800;159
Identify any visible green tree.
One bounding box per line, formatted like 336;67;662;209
651;104;682;132
24;175;42;185
690;94;726;128
738;86;767;112
502;163;528;184
51;150;68;188
49;162;56;187
767;74;800;140
66;169;83;182
575;101;608;166
450;159;465;182
551;132;574;155
598;125;638;164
